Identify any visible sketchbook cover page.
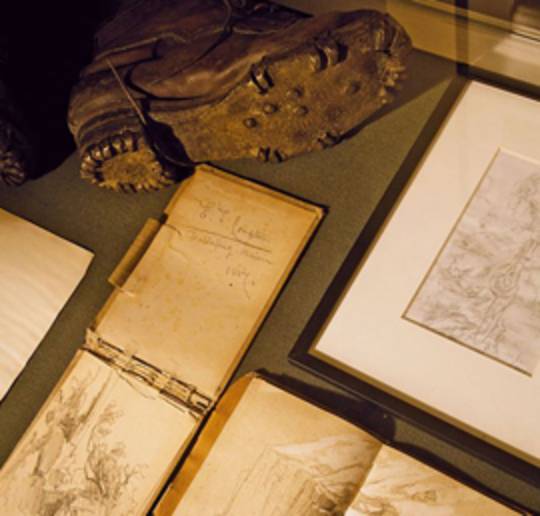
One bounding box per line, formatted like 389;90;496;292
94;165;323;400
0;351;198;516
0;209;93;399
156;375;381;516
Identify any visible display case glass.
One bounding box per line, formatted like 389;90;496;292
387;0;540;93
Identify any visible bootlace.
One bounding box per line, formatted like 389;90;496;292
107;58;194;168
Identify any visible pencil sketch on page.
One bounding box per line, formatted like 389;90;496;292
221;434;369;515
0;369;144;516
347;446;515;515
405;150;540;374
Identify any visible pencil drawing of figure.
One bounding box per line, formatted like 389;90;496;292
406;151;540;374
0;371;144;515
222;434;369;515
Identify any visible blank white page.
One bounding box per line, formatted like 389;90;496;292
0;209;93;398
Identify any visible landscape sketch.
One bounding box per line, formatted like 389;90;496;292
405;150;540;374
171;378;382;516
347;446;515;515
222;434;370;515
0;352;195;516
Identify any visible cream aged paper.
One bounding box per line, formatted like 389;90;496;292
347;446;516;515
95;166;322;398
0;210;92;399
160;377;516;516
0;352;197;516
168;377;381;516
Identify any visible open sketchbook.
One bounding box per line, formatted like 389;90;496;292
0;165;322;515
0;209;92;399
157;375;519;516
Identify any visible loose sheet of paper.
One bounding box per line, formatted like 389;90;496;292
0;209;93;399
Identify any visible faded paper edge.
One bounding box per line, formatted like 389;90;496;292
165;164;325;221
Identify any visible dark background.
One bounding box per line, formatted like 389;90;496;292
0;2;122;173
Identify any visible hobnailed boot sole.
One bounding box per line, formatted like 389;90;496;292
156;27;407;164
0;115;32;186
71;11;410;192
76;111;180;192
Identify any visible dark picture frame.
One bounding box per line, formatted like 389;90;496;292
290;73;540;513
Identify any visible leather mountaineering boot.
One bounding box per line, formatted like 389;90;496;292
68;0;411;192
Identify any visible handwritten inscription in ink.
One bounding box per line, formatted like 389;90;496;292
167;199;279;300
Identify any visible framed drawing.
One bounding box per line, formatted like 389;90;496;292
291;80;540;489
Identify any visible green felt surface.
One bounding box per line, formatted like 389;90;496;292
0;5;538;511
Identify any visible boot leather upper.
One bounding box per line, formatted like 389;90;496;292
79;1;403;107
70;1;303;130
